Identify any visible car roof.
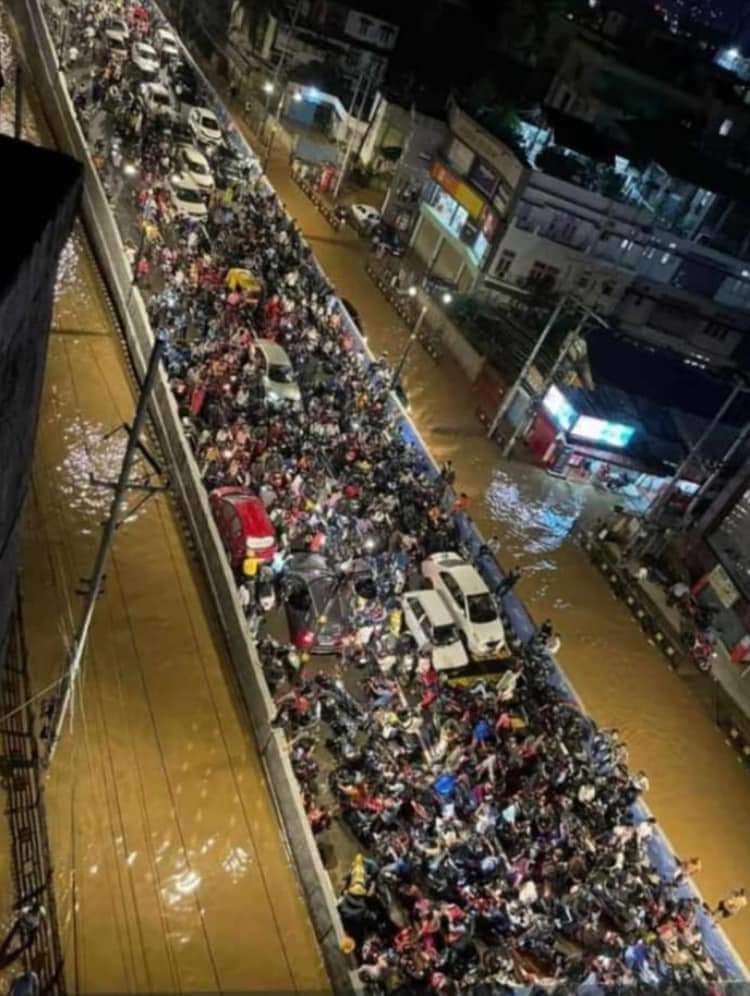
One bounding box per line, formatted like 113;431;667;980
135;41;156;51
256;339;291;365
428;554;488;595
405;589;454;625
287;552;332;579
182;145;207;164
230;495;274;536
146;82;170;94
172;172;201;191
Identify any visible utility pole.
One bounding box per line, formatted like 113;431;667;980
391;300;428;390
44;339;168;763
488;295;568;440
332;61;370;200
262;0;303;137
681;417;750;526
381;102;416;220
501;317;587;459
643;379;743;530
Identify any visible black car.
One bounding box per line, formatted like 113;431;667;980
284;554;383;654
170;62;201;106
373;221;405;257
213;146;249;188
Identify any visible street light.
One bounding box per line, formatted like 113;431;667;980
293;90;303;103
441;292;453;306
391;287;428;390
263;81;275;94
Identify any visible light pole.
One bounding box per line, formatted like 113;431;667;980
45;338;166;763
488;294;568;439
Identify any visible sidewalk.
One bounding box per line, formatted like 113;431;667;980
583;531;750;748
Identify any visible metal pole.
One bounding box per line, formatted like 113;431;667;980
13;66;22;140
502;318;585;459
488;294;568;439
263;0;302;135
332;64;367;200
45;338;165;763
645;380;742;526
682;414;750;524
390;305;427;390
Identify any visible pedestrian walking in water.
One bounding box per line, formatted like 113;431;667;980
496;566;521;599
712;888;747;920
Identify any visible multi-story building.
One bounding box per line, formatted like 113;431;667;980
228;0;400;91
411;97;750;370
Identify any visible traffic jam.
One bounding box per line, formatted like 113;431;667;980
54;0;727;991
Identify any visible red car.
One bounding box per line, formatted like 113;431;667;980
209;487;277;568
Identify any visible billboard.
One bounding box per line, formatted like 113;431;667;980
542;386;577;432
571;415;635;448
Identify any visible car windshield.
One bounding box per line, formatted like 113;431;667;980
153;92;170;106
467;592;498;624
433;623;460;647
269;363;294;383
175;184;203;203
136;44;155;58
188;157;208;174
201;114;218;131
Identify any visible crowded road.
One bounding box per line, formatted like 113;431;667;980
241;94;750;966
2;35;325;992
200;99;750;960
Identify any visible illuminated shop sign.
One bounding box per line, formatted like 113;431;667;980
571;415;635;448
542;386;577;432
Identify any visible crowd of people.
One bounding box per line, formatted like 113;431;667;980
52;0;739;991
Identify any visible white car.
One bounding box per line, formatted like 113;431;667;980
139;82;176;120
255;340;301;405
131;41;160;78
104;28;128;60
169;173;208;219
178;144;215;192
188;106;223;148
402;590;468;672
349;203;381;232
422;553;506;661
155;27;180;60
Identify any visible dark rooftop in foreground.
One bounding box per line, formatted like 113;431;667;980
0;135;83;297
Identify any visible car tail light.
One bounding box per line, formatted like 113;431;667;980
297;629;315;650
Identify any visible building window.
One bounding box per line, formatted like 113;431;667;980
529;261;561;291
719;118;734;136
495;250;516;277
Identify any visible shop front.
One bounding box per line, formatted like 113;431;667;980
411;161;499;291
525;386;694;515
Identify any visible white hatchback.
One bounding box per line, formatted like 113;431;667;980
402;590;468;672
169;173;208;219
421;553;506;660
178;144;215;191
131;41;159;78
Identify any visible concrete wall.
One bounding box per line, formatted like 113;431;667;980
12;0;358;990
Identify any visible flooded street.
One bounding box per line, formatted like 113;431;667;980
259;133;750;969
18;230;326;991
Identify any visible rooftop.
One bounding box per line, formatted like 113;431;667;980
0;136;83;297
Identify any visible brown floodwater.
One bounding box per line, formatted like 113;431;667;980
18;230;327;992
